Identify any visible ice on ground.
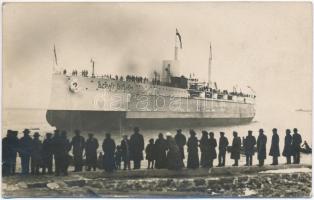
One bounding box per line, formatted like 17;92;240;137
259;167;311;174
243;188;257;196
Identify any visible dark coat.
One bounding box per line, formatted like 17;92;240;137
71;135;85;156
208;138;217;159
244;135;256;156
85;138;99;165
219;136;229;153
154;138;168;169
231;136;241;160
121;139;130;162
2;137;10;162
8;135;19;159
166;138;184;170
292;133;302;155
199;136;210;167
19;135;33;157
283;134;293;157
257;134;267;160
187;136;199;169
129;133;144;161
102;138;116;172
145;143;155;161
175;133;186;159
31;138;43;164
42;137;54;166
53;136;71;157
269;133;280;157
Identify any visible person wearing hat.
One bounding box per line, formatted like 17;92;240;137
257;129;267;166
208;132;217;168
218;132;229;167
145;139;156;169
282;129;293;164
165;132;184;170
71;129;85;172
269;128;280;165
19;129;33;175
154;133;168;169
292;128;302;164
200;131;210;168
85;133;99;171
121;134;131;170
187;129;199;169
102;133;116;172
31;132;43;175
174;129;186;165
9;130;19;174
244;130;256;166
42;133;54;174
230;131;241;166
129;127;144;169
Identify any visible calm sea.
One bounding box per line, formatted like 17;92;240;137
2;107;312;168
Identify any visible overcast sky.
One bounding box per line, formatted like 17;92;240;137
3;2;312;112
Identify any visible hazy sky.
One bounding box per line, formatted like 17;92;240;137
3;2;312;112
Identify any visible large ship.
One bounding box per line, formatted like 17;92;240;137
46;31;256;131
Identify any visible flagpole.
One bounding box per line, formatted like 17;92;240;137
174;29;178;60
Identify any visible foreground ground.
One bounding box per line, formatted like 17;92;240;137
2;164;312;198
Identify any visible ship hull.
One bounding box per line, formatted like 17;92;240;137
46;110;254;131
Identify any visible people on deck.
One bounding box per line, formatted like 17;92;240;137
71;130;85;172
231;131;241;166
19;129;33;175
244;130;256;166
218;132;229;167
187;130;199;169
129;127;144;169
269;128;280;165
166;132;184;170
257;129;267;166
292;128;302;164
283;129;293;164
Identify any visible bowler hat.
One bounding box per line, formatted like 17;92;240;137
23;129;30;134
34;132;40;137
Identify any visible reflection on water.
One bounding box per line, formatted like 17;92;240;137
2;107;312;167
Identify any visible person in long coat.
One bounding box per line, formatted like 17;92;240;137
129;127;144;169
199;131;210;168
166;132;184;170
121;135;131;170
187;130;199;169
102;133;116;172
31;132;43;175
230;131;241;166
2;130;12;176
85;133;99;171
71;130;85;172
257;129;267;166
19;129;33;175
154;133;168;169
282;129;292;164
208;132;217;168
269;128;280;165
53;131;71;176
175;129;186;164
145;139;155;169
218;132;229;167
292;128;302;164
42;133;54;174
9;131;19;174
244;130;256;166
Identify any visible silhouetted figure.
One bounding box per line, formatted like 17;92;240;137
2;130;12;176
187;130;199;169
97;152;104;169
175;129;186;165
129;127;144;169
31;132;42;175
19;129;33;175
54;130;71;176
85;133;99;171
269;128;280;165
154;133;168;169
102;133;116;172
231;131;241;166
42;133;54;174
292;128;302;164
283;129;293;164
257;129;267;166
244;130;256;166
71;130;85;172
145;139;155;169
218;132;229;167
200;131;210;168
208;132;217;168
115;145;122;170
166;132;184;170
52;130;60;174
121;135;131;170
9;131;19;174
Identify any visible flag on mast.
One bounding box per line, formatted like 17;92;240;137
176;28;183;49
53;44;58;66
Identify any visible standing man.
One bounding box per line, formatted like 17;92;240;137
200;131;210;168
208;132;217;168
54;130;70;176
154;133;168;169
85;133;99;171
244;130;256;166
283;129;293;164
71;130;85;172
230;131;241;166
292;128;302;164
2;130;12;176
102;133;116;172
129;127;144;169
187;130;199;169
257;129;267;166
19;129;33;175
31;132;43;175
9;130;19;174
218;132;229;167
121;135;131;170
42;133;54;174
269;128;280;165
52;129;60;173
175;129;186;165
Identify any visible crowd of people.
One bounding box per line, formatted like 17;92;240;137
2;127;306;177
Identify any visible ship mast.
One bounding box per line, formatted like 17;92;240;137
208;43;213;87
91;59;95;77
